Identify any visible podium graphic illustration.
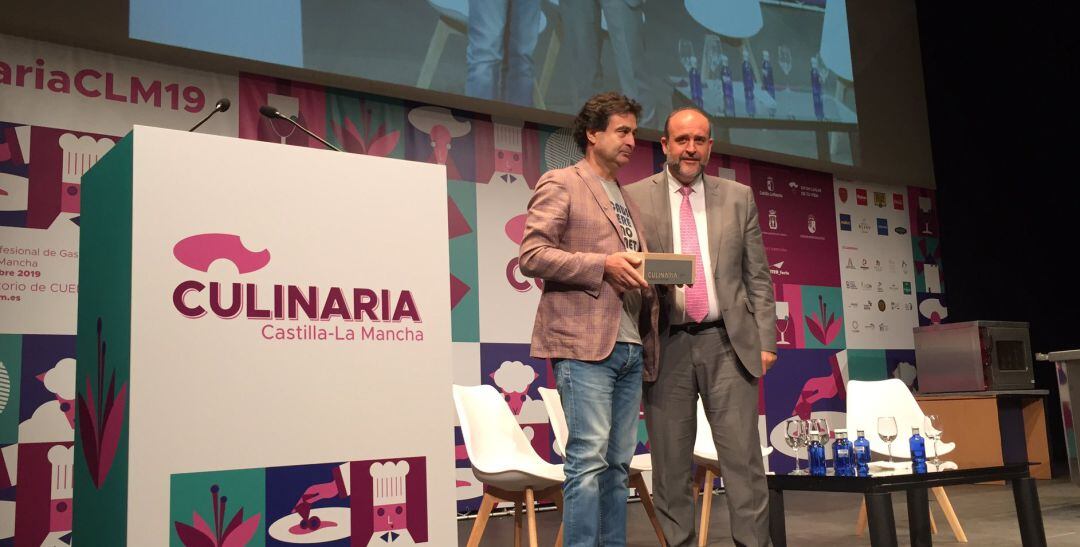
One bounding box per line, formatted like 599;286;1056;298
73;126;454;546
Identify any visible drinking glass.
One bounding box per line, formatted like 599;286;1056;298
877;416;898;464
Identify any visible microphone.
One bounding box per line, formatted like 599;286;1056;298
258;105;342;152
188;98;231;132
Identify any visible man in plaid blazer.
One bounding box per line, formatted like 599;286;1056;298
519;92;659;546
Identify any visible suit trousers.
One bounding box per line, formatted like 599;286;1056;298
644;326;770;547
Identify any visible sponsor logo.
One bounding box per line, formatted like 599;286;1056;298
839;213;852;231
876;218;888;235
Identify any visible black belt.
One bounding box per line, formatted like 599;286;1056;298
669;319;725;336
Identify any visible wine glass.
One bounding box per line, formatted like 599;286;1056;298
703;35;723;81
678;39;697;78
777;45;793;80
776;45;793;117
785;419;805;475
924;414;943;467
877;417;898;464
918;196;933;234
815;53;831;85
813;417;831;443
776;301;791;345
267;93;300;144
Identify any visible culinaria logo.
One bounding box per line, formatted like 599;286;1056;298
170;233;424;342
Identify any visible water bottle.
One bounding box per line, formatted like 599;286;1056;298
832;429;855;477
761;50;775;99
720;55;735;117
689;66;704;109
910;427;927;474
741;47;756;117
853;429;871;477
810;56;824;121
808;429;827;476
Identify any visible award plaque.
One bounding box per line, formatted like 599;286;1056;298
633;252;696;285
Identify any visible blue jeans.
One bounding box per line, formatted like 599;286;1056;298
465;0;540;106
555;342;643;546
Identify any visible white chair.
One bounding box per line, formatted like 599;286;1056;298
846;379;967;542
453;384;566;547
537;387;667;546
692;399;773;547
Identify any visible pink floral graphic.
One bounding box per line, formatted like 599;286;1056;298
331;101;400;157
804;294;841;345
175;484;261;547
77;317;129;489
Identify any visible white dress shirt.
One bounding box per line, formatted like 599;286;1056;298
667;167;721;324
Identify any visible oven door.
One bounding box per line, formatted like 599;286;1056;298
983;326;1035;390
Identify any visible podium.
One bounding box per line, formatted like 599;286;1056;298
72;126;455;546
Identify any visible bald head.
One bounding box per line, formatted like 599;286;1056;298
663;107;712;140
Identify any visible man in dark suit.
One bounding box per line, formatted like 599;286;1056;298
519;92;659;545
625;106;777;546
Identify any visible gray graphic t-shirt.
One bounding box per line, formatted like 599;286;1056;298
601;179;642;345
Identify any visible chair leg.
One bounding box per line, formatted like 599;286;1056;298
855;498;867;537
537;22;561;104
630;472;667;546
929;505;938;534
467;492;498;547
550;488;565;547
525;487;539;547
692;465;706;506
417;18;452;88
932;486;968;543
514;500;523;547
698;468;716;547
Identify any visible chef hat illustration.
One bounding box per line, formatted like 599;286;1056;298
369;460;410;505
47;445;74;499
58;133;114;184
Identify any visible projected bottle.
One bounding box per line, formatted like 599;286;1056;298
910;427;928;474
853;429;871;477
762;50;775;99
721;54;736;117
810;56;825;120
690;65;704;109
742;47;756;117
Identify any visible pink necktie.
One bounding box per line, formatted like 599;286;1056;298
678;186;708;323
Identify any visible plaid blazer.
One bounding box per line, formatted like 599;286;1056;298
519;160;661;381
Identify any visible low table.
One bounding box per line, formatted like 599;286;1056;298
766;462;1046;546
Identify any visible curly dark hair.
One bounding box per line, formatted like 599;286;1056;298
571;92;643;153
